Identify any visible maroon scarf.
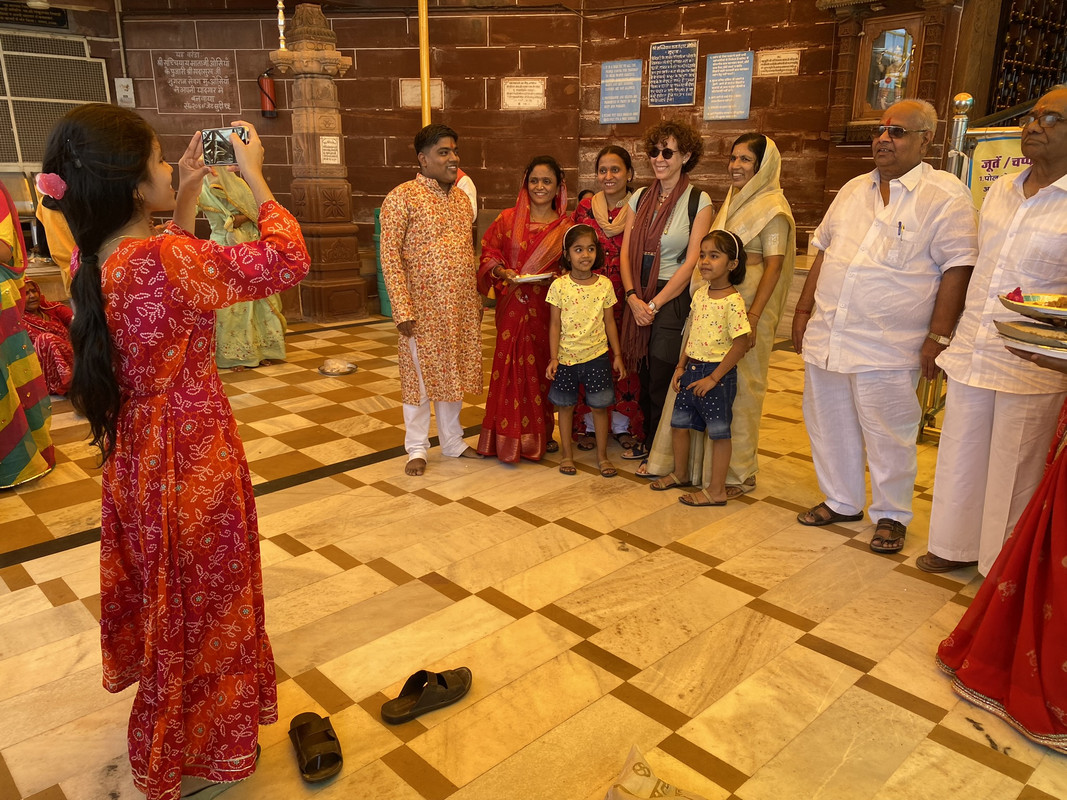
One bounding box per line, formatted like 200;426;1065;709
620;174;690;368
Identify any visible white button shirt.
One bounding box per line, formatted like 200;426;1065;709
803;163;978;373
937;169;1067;394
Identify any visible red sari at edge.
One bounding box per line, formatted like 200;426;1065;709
477;184;571;462
937;401;1067;755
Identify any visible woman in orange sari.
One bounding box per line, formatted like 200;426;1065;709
478;155;572;462
23;279;74;395
42;105;309;800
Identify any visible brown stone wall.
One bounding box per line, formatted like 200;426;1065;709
579;0;838;239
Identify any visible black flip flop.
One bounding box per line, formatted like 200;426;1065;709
288;712;343;783
381;667;472;724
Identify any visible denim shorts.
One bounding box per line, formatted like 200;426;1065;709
671;359;736;439
549;352;615;408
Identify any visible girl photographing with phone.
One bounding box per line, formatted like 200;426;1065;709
39;104;309;800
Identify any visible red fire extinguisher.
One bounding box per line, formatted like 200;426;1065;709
259;69;277;118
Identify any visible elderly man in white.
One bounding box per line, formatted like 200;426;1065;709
792;99;977;554
918;85;1067;574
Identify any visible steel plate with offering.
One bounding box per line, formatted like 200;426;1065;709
999;288;1067;326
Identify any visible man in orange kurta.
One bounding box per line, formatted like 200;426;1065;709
380;123;484;476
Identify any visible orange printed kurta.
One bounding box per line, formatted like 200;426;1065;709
379;173;483;404
97;202;309;800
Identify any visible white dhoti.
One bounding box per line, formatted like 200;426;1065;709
927;378;1064;574
802;364;921;524
403;337;468;460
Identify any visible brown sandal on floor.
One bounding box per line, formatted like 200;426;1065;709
576;435;596;451
725;477;756;499
869;518;907;554
679;488;726;507
797;502;864;526
650;472;693;491
599;460;617;478
559;459;577;476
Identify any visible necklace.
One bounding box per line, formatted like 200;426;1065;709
101;229;151;252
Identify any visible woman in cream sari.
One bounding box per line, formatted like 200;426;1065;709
646;133;795;503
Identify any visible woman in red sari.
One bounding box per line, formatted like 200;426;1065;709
571;145;643;450
41;105;309;799
23;279;74;395
478;155;572;463
937;347;1067;755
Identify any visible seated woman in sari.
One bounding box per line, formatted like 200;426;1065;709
645;133;796;500
1;181;54;488
198;169;287;370
24;279;74;395
937;346;1067;755
478;155;572;463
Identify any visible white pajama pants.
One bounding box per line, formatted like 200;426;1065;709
927;378;1064;575
403;338;467;461
803;364;920;524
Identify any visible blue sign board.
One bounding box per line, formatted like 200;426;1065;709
600;60;643;124
649;40;698;107
704;51;754;121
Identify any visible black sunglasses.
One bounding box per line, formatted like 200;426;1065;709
647;147;676;160
872;125;929;139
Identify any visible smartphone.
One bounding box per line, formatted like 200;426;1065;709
201;126;250;166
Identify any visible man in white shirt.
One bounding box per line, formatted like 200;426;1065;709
792;99;978;555
918;86;1067;574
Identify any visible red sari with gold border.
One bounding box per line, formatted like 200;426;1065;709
937;401;1067;755
477;186;571;463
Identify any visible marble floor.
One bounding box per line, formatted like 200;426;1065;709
1;314;1066;800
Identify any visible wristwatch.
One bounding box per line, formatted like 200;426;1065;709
648;300;658;313
927;331;952;346
625;289;636;298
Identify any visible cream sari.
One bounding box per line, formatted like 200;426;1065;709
645;137;796;487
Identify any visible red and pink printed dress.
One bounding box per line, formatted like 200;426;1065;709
95;201;308;800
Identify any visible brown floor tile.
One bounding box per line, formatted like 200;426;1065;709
0;516;54;553
232;403;285;423
703;567;765;597
746;597;818;632
24;784;68;800
539;603;599;638
245;451;323;482
369;407;407;425
420;572;472;602
81;593;102;622
658;732;748;793
317;544;362;571
367;557;416;585
293;668;356;715
274;425;344;450
353;427;406;453
38;577;79;607
20;479;102;516
256;385;310;402
300;403;366;423
358;693;429;742
475;587;533;619
0;563;35;591
571;640;640;680
270;533;313;557
798;633;878;673
611;682;690;731
927;723;1034;783
381;745;458;800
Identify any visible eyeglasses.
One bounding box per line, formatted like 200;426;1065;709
1018;112;1064;129
871;125;929;139
647;147;676;160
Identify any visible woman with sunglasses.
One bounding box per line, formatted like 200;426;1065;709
478;155;572;462
645;133;795;497
619;120;713;470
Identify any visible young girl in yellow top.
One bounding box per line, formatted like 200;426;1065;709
547;224;627;477
651;230;750;505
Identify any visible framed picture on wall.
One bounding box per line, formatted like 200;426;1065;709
853;14;924;121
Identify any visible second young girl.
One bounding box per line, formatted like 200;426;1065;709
650;230;749;506
546;224;627;477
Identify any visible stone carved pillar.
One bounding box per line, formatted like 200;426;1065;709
271;4;366;320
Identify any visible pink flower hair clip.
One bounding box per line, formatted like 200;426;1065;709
35;172;67;200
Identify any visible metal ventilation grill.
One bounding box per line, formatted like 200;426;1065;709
0;31;105;166
13;100;80;162
7;54;107;102
0;33;86;58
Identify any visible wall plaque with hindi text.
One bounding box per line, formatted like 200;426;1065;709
154;50;239;114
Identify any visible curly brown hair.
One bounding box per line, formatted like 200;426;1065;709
643;119;704;173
